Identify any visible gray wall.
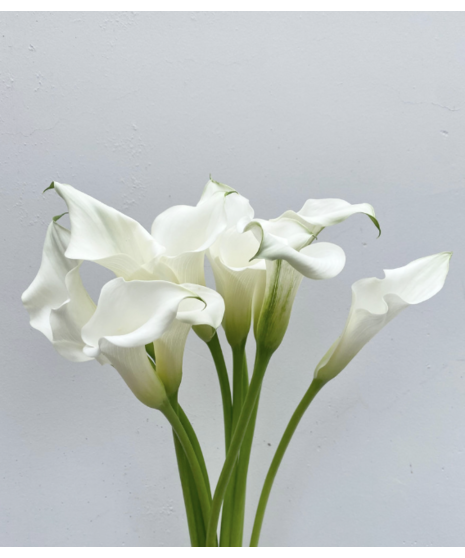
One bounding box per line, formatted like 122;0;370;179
1;12;464;547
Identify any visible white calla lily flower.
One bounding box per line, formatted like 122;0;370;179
154;283;225;395
22;221;77;342
208;227;266;348
243;217;346;280
314;252;452;384
151;179;254;284
237;198;380;353
49;182;165;280
22;216;226;407
278;198;381;237
21;221;98;363
81;279;201;356
239;217;345;352
242;193;381;281
81;278;224;403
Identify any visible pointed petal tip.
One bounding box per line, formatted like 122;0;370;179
379;250;452;305
43;182;55;194
435;250;453;273
313;250;451;383
368;214;381;237
52;212;69;223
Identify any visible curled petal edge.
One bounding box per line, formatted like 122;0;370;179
314;251;452;383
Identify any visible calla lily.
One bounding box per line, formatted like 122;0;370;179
239;198;380;352
151;179;254;284
208;227;266;348
278;198;381;237
314;252;452;384
49;182;165;280
243;217;346;280
239;217;345;353
22;216;225;407
153;283;225;395
241;194;381;280
21;220;98;363
22;178;454;548
82;278;224;403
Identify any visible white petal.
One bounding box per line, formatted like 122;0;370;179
244;218;314;252
153;320;192;396
200;178;236;200
52;182;163;279
22;222;78;341
177;284;225;329
151;179;254;257
50;266;97;362
99;340;167;409
22;220;100;363
151;194;228;256
243;218;345;280
157;252;207;285
314;252;452;383
223;190;254;228
81;279;201;355
279;198;380;236
212;227;267;271
154;284;225;394
296;242;346;280
208;228;265;346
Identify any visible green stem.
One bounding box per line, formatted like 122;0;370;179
220;342;247;546
207;333;233;453
161;399;212;534
178;404;212;501
249;378;326;547
230;390;259;546
206;346;273;547
172;429;203;546
169;395;203;546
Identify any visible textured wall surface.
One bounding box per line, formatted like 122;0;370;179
1;12;464;547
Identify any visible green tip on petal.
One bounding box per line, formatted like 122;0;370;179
368;214;381;237
210;177;237;193
52;212;68;223
43;182;55;194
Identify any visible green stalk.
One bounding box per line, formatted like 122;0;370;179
249;378;326;547
178;404;212;500
172;430;203;546
161;399;212;535
169;395;204;546
207;333;233;452
220;342;247;546
206;346;273;547
230;391;259;546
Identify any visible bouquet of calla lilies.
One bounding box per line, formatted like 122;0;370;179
22;179;451;547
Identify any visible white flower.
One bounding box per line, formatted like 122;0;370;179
21;221;97;363
239;198;379;353
151;178;254;284
22;194;225;407
314;252;452;384
278;197;380;237
208;227;266;348
50;182;165;280
82;278;224;401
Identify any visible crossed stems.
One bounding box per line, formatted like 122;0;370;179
159;331;327;547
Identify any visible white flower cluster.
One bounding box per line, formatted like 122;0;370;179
22;179;451;408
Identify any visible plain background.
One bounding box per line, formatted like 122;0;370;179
1;12;464;547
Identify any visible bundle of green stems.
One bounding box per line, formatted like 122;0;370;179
162;332;324;547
